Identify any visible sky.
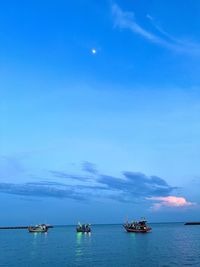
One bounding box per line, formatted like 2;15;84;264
1;0;200;225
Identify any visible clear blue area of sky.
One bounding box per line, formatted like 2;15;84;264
1;0;200;225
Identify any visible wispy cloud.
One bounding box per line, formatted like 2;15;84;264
99;172;176;200
112;3;200;55
0;182;87;201
82;161;98;175
147;196;196;210
0;165;176;204
50;170;89;181
146;14;199;49
112;3;160;43
0;161;195;209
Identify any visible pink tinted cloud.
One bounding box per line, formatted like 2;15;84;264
147;196;196;210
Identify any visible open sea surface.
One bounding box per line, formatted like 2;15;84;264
0;223;200;267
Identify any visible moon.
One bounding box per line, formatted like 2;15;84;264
91;48;97;55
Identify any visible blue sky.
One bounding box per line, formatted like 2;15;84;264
1;0;200;225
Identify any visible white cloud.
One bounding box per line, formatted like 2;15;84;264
112;4;160;43
112;3;200;55
147;196;196;211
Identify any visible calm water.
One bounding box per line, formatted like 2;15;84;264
0;223;200;267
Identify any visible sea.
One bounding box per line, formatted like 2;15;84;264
0;223;200;267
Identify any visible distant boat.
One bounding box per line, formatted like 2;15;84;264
123;219;152;233
76;223;91;233
28;224;48;233
185;222;200;225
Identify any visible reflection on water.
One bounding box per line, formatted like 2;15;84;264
30;233;38;258
76;233;83;257
30;232;48;259
75;232;91;262
129;233;136;238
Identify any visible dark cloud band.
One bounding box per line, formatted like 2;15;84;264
0;163;176;203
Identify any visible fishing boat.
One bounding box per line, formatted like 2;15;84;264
76;223;91;233
123;219;152;233
28;224;48;233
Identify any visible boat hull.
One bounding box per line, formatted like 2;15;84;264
28;229;48;233
76;229;91;233
125;227;151;233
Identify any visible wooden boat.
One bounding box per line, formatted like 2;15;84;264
123;219;151;233
28;224;48;233
76;223;91;233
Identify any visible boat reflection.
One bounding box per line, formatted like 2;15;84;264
75;231;91;261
